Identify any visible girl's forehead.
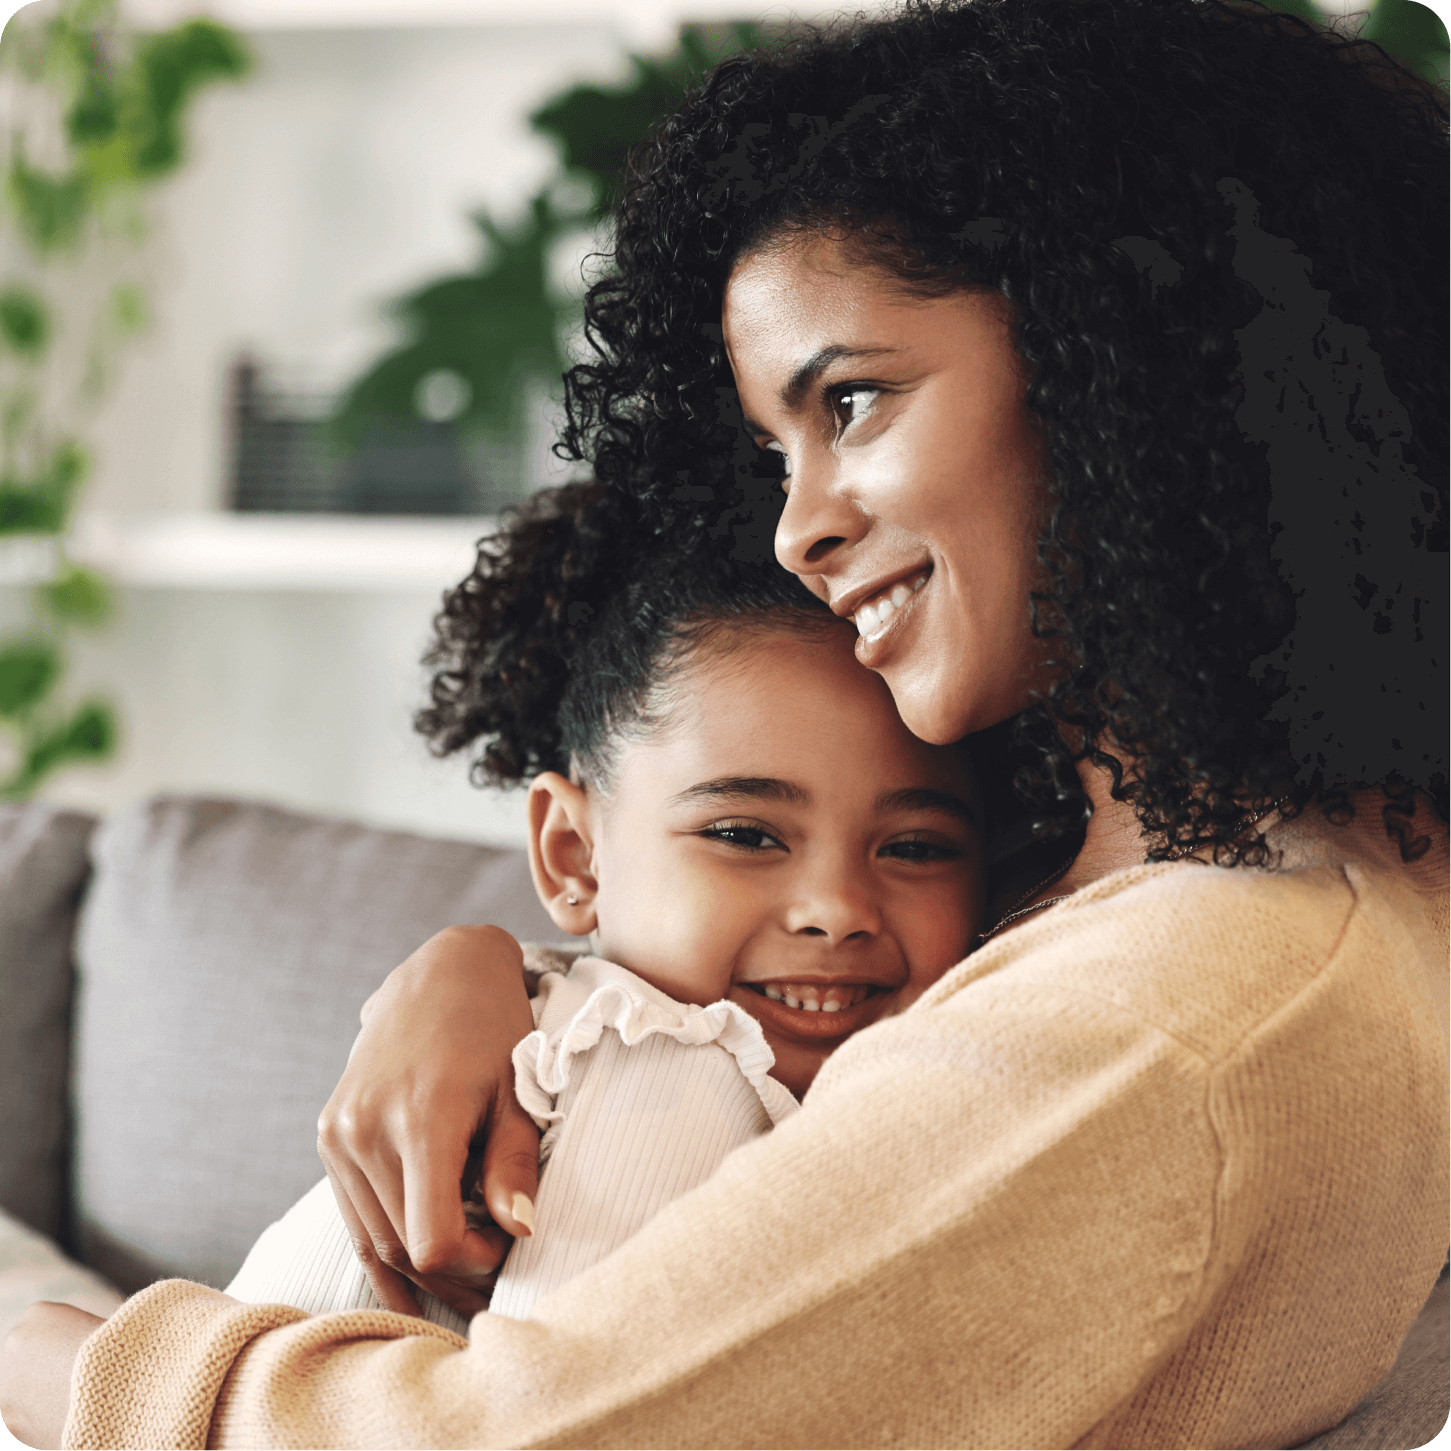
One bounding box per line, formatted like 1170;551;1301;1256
651;624;976;793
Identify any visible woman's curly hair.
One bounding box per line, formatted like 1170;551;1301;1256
417;479;832;788
553;0;1447;862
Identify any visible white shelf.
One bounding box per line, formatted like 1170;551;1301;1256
32;512;499;592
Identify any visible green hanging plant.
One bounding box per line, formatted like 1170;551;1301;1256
0;0;248;799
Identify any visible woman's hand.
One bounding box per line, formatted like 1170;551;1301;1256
0;1302;105;1449
317;925;541;1321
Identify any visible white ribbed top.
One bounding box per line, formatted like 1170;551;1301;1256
225;957;797;1330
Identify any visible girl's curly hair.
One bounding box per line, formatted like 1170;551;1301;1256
417;479;832;788
554;0;1448;863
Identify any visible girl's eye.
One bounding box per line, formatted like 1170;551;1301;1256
830;385;881;431
879;836;961;863
701;822;786;852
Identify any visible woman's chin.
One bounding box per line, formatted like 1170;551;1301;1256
875;668;975;745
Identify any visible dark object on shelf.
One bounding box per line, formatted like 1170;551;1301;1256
227;358;524;516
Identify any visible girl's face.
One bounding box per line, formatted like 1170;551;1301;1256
533;623;982;1098
722;232;1057;743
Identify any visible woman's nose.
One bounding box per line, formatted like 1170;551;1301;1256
773;458;866;578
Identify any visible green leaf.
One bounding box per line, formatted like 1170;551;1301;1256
332;196;569;445
0;441;90;535
0;491;63;533
0;642;59;715
15;700;117;792
7;151;90;253
0;286;49;356
129;20;251;178
40;565;110;625
1360;0;1450;84
110;281;146;335
65;28;120;147
59;700;115;758
529;23;766;218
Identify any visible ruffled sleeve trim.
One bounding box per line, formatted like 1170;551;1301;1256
513;957;799;1134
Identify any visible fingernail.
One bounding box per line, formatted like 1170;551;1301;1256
511;1192;536;1235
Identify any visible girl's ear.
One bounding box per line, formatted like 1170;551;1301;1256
527;772;599;936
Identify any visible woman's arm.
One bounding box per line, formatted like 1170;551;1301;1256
64;936;1234;1449
63;868;1446;1449
316;926;544;1319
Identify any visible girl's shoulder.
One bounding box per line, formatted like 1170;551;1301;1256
518;956;799;1126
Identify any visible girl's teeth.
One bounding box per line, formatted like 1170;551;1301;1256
890;583;911;608
756;983;875;1011
856;602;881;636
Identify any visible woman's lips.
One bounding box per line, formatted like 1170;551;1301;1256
850;569;931;642
731;982;891;1040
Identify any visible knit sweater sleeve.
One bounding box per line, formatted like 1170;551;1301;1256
62;862;1448;1450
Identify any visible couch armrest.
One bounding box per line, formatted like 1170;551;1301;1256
0;1207;123;1346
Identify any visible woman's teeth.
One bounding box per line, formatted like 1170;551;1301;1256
758;983;875;1012
853;572;929;640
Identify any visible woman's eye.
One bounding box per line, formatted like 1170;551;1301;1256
831;385;880;431
766;444;792;478
702;823;785;852
880;836;960;863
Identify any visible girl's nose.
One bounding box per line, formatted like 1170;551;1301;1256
773;458;866;577
784;869;883;946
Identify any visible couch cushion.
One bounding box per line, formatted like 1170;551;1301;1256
1294;1265;1449;1450
0;804;98;1241
71;795;570;1295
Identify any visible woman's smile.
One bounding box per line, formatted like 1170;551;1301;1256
840;567;932;647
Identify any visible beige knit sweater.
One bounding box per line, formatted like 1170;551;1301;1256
64;851;1449;1449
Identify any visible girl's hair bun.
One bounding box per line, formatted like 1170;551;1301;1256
417;478;641;784
417;478;830;787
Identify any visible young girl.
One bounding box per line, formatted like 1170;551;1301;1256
224;479;985;1330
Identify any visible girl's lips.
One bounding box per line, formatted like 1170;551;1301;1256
730;982;892;1041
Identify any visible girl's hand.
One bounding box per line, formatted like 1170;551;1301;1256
0;1301;105;1449
317;925;541;1321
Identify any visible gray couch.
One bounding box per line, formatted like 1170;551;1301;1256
0;796;1443;1448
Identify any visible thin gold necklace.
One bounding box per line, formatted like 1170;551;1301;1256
974;854;1078;946
975;795;1291;947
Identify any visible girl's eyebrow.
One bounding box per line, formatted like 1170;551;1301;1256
669;776;811;809
739;344;897;434
876;787;978;828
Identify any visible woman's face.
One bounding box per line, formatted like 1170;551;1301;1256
722;233;1057;743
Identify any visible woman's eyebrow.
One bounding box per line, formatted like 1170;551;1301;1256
876;787;978;827
668;776;811;809
740;344;897;434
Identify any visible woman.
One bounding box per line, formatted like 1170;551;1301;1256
5;0;1445;1445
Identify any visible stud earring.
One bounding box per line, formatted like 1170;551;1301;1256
566;894;579;906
